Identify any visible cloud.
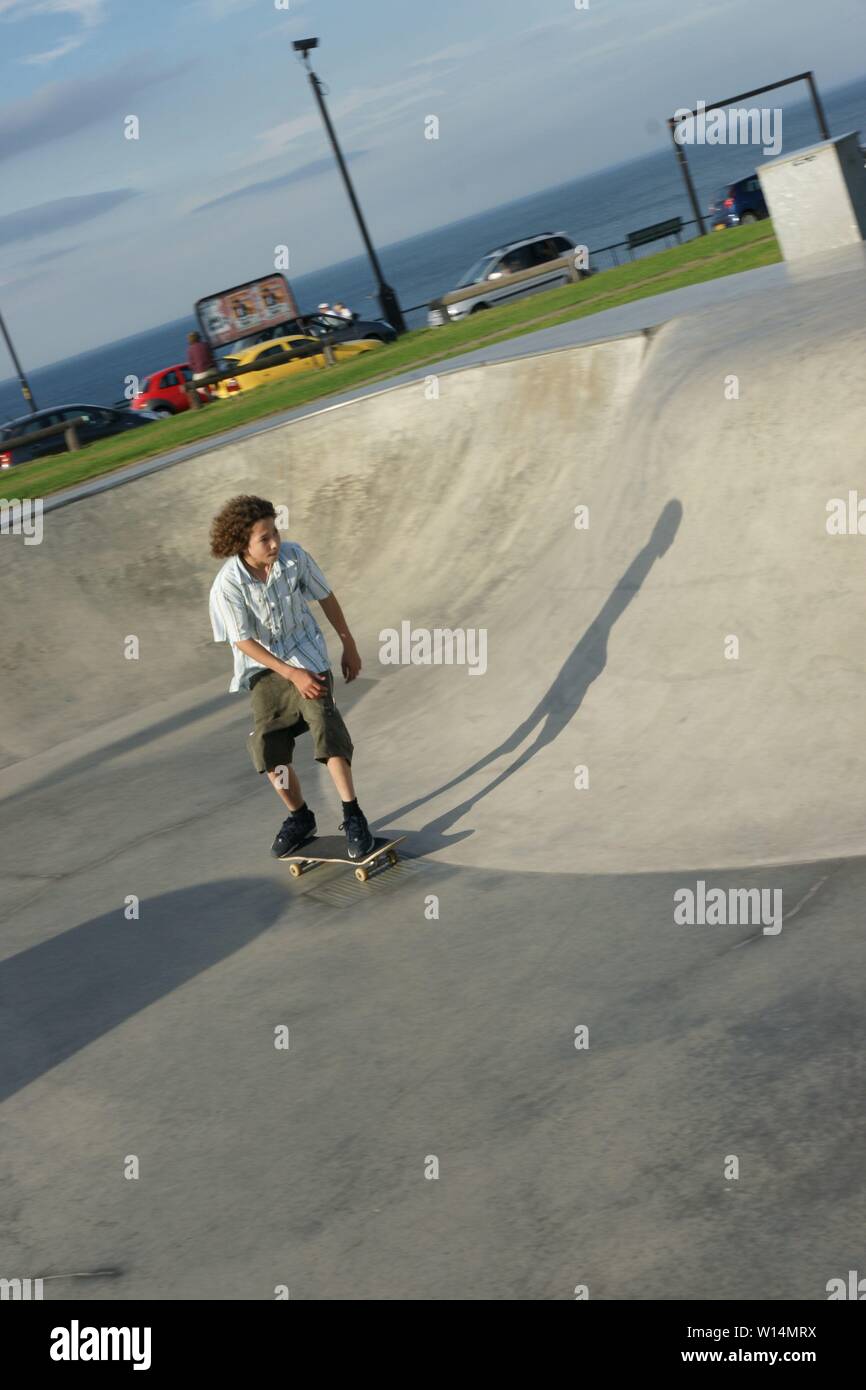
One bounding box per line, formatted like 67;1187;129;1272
0;58;188;163
0;242;82;290
0;0;106;26
3;0;105;64
8;242;82;269
253;110;321;159
0;189;137;247
346;88;445;138
508;0;753;65
195;0;257;16
409;40;486;69
192;151;367;212
20;34;84;65
253;75;442;161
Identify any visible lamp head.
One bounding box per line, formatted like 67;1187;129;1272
292;37;319;62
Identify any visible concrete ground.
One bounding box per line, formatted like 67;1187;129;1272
1;245;865;1300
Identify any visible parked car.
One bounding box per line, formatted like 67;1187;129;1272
221;312;396;361
427;231;581;326
214;334;382;399
0;404;160;468
130;363;212;417
708;175;769;229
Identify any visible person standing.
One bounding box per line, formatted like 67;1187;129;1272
187;331;216;382
208;493;376;861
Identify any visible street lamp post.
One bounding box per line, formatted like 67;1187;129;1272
293;38;407;335
0;306;38;413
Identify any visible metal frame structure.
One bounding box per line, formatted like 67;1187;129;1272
668;71;831;238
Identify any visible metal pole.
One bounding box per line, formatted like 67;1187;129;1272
0;306;38;413
805;70;831;140
305;65;407;334
667;117;707;237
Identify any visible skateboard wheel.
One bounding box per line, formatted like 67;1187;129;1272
387;850;398;866
288;863;302;878
354;867;369;883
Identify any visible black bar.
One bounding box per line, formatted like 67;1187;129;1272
5;1299;861;1370
667;118;707;237
679;71;816;118
0;306;38;413
806;70;832;140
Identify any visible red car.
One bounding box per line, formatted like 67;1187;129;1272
130;363;212;417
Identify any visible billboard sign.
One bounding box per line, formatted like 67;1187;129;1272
195;274;300;348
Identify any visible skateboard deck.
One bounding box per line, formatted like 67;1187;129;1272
283;834;405;882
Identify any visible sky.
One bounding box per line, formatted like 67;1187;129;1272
1;0;865;367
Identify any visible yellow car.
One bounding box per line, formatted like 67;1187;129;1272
214;334;381;398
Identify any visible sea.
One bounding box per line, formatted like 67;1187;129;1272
2;74;865;423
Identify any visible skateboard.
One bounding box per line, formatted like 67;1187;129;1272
283;834;406;883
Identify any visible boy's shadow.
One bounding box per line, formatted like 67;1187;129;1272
377;500;682;850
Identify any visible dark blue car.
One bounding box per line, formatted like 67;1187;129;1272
708;174;769;229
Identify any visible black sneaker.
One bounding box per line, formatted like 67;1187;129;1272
339;807;375;861
271;805;317;859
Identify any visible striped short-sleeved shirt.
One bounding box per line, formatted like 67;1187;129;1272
209;540;332;692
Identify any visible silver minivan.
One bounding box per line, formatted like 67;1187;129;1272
428;231;579;326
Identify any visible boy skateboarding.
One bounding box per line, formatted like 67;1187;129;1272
208;494;376;860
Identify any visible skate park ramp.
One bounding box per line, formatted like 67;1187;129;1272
3;247;866;1302
2;251;866;875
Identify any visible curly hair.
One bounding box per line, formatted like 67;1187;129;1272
209;494;276;558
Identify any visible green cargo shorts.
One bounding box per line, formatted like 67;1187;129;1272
247;667;353;774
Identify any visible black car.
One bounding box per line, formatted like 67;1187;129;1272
221;312;397;360
0;404;160;468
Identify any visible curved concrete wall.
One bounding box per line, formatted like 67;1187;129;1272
3;258;865;874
